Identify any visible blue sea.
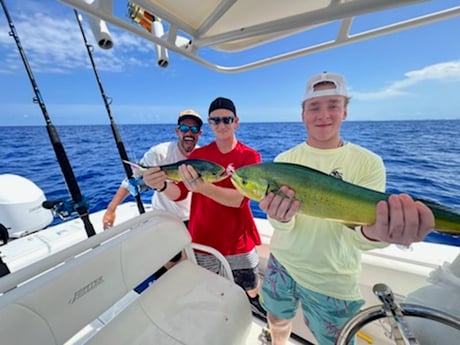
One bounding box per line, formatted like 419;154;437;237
1;120;459;246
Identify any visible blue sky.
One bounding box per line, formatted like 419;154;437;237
1;0;460;126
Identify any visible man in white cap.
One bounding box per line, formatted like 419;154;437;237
103;109;203;229
102;110;203;292
257;72;435;345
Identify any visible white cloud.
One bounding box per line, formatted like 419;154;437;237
406;61;460;80
0;6;154;75
352;60;460;100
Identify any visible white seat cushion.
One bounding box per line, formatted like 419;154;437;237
86;260;252;345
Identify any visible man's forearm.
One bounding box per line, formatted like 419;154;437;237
199;184;244;208
107;187;130;211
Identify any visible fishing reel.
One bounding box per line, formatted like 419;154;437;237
335;283;460;345
42;197;89;220
123;176;150;197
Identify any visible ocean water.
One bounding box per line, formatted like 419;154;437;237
1;120;459;246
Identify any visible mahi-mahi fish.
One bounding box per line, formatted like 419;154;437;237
123;159;228;183
230;162;460;235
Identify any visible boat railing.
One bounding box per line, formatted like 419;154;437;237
335;283;460;345
58;0;460;72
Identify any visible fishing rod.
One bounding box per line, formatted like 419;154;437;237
74;10;145;214
0;0;95;237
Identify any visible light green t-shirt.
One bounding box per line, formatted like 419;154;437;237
269;142;388;300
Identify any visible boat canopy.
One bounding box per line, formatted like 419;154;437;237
59;0;459;72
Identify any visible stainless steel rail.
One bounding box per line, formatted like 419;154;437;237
336;283;460;345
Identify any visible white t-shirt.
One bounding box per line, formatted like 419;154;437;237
140;141;192;221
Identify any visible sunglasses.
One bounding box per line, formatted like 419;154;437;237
208;116;235;125
177;124;201;134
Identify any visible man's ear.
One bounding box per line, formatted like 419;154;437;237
234;116;240;129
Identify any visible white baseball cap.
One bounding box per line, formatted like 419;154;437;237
177;109;203;126
303;72;348;101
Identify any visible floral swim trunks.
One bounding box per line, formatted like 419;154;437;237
260;254;364;345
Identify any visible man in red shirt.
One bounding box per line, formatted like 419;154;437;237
143;97;265;315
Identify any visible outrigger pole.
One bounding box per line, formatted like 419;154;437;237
0;0;96;237
74;10;145;214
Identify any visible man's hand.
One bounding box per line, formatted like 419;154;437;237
362;194;435;246
179;164;204;192
143;166;167;190
102;209;115;230
259;186;300;223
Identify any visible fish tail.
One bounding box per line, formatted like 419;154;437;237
122;160;148;173
226;163;235;176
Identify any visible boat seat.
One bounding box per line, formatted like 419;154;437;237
0;210;251;345
86;260;251;345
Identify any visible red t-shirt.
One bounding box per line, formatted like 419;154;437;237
176;141;261;255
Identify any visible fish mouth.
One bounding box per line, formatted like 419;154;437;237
230;174;262;200
214;170;229;182
230;174;241;191
230;173;244;190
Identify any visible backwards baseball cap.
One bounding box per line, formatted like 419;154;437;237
303;72;348;102
177;109;203;126
208;97;236;116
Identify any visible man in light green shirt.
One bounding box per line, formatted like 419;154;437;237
258;72;435;345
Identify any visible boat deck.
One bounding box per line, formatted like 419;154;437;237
2;202;457;345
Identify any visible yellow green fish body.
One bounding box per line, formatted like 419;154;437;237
123;159;227;183
231;162;460;235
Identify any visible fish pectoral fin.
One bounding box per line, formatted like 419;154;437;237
266;185;278;196
271;187;289;198
343;223;360;231
218;172;229;181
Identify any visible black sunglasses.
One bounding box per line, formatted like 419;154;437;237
177;124;201;134
208;116;235;125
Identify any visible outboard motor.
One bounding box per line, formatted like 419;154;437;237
0;174;53;240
